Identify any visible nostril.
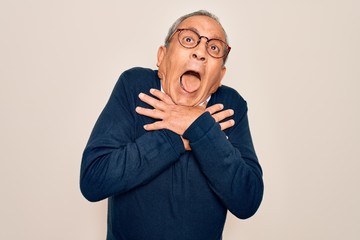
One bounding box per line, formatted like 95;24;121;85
192;53;206;61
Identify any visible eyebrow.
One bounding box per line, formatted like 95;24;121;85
186;27;224;41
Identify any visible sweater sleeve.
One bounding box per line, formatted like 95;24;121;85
80;70;185;202
183;102;263;219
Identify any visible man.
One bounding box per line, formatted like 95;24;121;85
80;10;263;240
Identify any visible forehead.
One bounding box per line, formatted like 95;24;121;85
177;15;225;40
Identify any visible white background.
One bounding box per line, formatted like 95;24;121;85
1;0;359;239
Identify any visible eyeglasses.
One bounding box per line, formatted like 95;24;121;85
172;28;231;59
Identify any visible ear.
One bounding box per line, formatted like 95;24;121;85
220;66;226;81
210;66;227;94
218;66;227;87
156;46;166;67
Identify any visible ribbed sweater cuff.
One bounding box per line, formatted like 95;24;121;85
183;112;216;142
162;129;186;155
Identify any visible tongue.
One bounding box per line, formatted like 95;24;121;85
180;73;201;93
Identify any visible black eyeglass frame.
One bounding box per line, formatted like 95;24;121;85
171;28;231;59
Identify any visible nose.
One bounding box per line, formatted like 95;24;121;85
191;38;208;62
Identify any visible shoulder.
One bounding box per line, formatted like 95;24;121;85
214;85;252;137
121;67;157;79
213;85;247;111
114;67;160;94
119;67;158;86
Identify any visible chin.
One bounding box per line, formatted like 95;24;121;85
172;97;194;107
171;90;204;107
175;101;193;107
177;99;201;107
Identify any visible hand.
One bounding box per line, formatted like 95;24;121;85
205;104;235;131
135;88;235;150
135;88;205;135
181;105;235;151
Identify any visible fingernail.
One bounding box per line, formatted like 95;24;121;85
150;88;155;93
139;92;144;98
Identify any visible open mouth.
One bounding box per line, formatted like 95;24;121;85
180;71;201;93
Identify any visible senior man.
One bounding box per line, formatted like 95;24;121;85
80;10;263;240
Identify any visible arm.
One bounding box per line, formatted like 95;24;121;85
183;103;263;219
136;88;263;219
80;73;185;202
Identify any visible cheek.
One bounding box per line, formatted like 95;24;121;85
158;56;174;79
206;64;225;93
157;68;165;81
160;60;182;85
208;80;221;94
207;72;223;93
158;64;173;94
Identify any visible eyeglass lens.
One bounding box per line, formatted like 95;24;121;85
178;29;228;58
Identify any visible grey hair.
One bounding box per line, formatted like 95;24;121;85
163;10;230;64
164;10;229;47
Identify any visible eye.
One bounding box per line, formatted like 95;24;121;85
178;29;199;47
209;43;221;54
183;36;195;44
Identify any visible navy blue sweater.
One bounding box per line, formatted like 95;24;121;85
80;67;263;240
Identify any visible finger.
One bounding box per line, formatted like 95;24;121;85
135;106;164;119
143;121;166;131
219;119;235;131
139;92;166;110
212;109;234;122
206;104;224;115
181;136;192;151
149;88;174;105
